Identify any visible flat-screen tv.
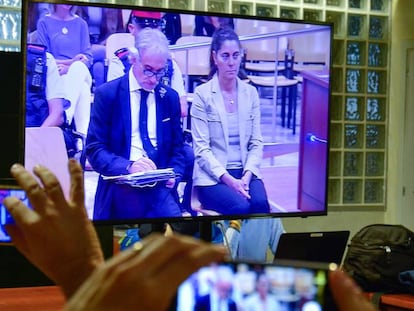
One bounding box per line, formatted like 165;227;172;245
18;0;333;227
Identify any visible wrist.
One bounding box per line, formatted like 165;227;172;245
220;172;232;184
59;255;104;298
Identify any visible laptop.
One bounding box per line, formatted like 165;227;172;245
274;230;350;265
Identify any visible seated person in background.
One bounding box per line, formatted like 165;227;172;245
36;4;93;137
27;2;50;34
162;12;182;45
3;159;379;311
194;15;234;37
243;272;282;311
191;27;270;215
76;6;125;89
86;28;185;220
224;218;285;262
25;44;77;157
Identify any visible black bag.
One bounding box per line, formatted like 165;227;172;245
343;224;414;294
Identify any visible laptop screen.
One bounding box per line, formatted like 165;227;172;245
274;231;350;265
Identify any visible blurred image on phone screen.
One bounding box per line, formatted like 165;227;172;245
175;260;337;311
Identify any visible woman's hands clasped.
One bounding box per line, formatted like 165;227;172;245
220;172;252;200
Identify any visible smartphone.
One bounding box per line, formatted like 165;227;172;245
0;188;28;243
173;259;338;311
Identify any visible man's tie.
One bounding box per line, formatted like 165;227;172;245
139;89;157;161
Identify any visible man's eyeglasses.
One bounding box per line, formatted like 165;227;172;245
136;50;167;80
141;65;166;80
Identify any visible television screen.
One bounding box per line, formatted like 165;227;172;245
21;0;332;226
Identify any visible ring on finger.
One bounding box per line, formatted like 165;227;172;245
132;241;144;253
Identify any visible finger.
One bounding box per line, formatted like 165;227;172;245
101;235;190;282
141;162;154;171
125;235;224;279
97;234;161;268
239;188;251;200
3;196;39;226
140;158;156;170
68;159;86;211
9;164;49;212
33;165;67;211
3;197;39;258
156;241;227;290
3;224;31;259
329;270;374;311
131;163;150;172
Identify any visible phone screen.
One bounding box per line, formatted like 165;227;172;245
0;188;28;243
174;260;338;311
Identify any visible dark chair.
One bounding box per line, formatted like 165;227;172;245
280;49;299;133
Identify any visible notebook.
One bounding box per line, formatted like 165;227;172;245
274;230;350;265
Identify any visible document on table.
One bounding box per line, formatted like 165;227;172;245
102;168;175;187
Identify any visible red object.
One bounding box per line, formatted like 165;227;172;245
131;10;161;20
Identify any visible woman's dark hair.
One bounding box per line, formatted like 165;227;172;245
208;27;242;79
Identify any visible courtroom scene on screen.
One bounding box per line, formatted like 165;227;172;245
23;1;332;225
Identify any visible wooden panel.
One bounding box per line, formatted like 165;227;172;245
298;70;329;212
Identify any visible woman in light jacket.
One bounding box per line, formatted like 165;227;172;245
191;27;270;215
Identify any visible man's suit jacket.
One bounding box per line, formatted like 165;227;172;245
86;74;184;220
191;75;264;186
194;294;237;311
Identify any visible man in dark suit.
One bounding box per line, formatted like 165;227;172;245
194;266;237;311
86;28;185;221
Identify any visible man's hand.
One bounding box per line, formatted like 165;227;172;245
3;159;104;298
329;270;378;311
73;53;90;66
128;157;157;173
165;178;176;189
57;63;70;75
64;234;227;311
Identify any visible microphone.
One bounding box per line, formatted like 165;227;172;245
213;220;237;261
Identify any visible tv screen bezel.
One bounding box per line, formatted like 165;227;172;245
21;0;333;226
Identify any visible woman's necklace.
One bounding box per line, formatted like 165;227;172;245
222;90;236;105
222;92;237;113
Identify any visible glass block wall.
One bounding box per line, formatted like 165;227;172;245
0;0;390;208
0;0;21;51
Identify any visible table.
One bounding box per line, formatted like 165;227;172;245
1;285;414;310
0;286;65;310
366;293;414;311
